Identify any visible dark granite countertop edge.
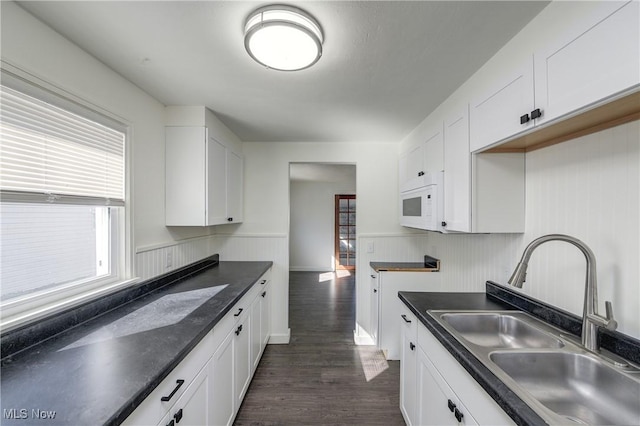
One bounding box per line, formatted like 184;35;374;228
369;262;439;272
2;255;223;359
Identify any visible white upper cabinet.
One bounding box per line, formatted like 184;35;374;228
534;1;640;125
165;106;244;227
442;102;471;233
469;57;535;152
442;100;525;234
226;150;243;224
467;0;639;152
206;135;228;225
399;143;426;193
399;116;444;193
166;127;243;226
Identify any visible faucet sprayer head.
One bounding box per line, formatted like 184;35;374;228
508;261;528;288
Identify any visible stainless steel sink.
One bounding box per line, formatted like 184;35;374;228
428;310;640;425
490;351;640;425
439;312;564;349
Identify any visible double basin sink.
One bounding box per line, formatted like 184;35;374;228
428;310;640;425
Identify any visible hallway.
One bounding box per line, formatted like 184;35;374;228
234;271;405;425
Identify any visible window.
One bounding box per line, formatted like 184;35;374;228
335;194;356;270
0;80;129;328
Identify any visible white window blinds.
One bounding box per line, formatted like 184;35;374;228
0;85;125;206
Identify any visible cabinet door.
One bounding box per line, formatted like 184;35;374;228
157;364;210;426
417;347;478;426
443;103;471;233
424;123;444;173
166;127;207;226
399;310;417;425
370;270;379;345
250;293;262;372
534;1;640;124
233;313;251;407
259;281;271;349
206;137;227;225
469;58;534;152
226;150;243;223
399;143;426;193
210;331;234;426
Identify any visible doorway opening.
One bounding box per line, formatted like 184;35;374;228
288;163;356;278
335;194;356;271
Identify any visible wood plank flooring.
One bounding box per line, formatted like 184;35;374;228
234;271;405;425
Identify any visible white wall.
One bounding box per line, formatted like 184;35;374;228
289;176;356;271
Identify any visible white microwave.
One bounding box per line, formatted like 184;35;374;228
400;171;444;232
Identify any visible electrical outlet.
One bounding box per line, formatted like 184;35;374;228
165;252;173;269
367;242;375;253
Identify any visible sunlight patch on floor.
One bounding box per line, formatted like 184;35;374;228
357;346;389;382
317;269;352;282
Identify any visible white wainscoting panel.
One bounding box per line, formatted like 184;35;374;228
214;234;290;344
135;236;217;281
428;232;522;292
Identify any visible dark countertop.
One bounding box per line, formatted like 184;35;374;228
0;259;272;426
370;262;436;272
371;255;440;272
399;282;640;426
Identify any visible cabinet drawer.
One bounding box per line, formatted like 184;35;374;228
399;306;417;341
156;362;210;426
210;278;263;350
122;331;214;426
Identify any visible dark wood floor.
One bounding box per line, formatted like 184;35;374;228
234;271;405;425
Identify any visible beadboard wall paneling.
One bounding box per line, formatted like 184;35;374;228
518;120;640;338
214;234;290;343
135;236;216;281
428;232;522;292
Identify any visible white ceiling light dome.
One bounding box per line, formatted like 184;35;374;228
244;5;323;71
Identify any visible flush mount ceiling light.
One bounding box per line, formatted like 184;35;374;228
244;5;323;71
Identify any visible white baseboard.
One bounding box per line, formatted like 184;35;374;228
267;329;291;344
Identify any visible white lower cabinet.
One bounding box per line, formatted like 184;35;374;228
417;347;478;426
123;270;271;426
399;309;418;425
399;319;514;426
376;271;442;360
251;278;271;371
369;270;379;344
233;308;251;409
210;326;235;426
157;363;211;426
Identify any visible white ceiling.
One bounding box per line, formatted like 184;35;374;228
16;1;549;143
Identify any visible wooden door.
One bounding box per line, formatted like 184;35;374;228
335;195;356;270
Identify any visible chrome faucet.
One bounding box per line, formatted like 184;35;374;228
508;234;617;352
